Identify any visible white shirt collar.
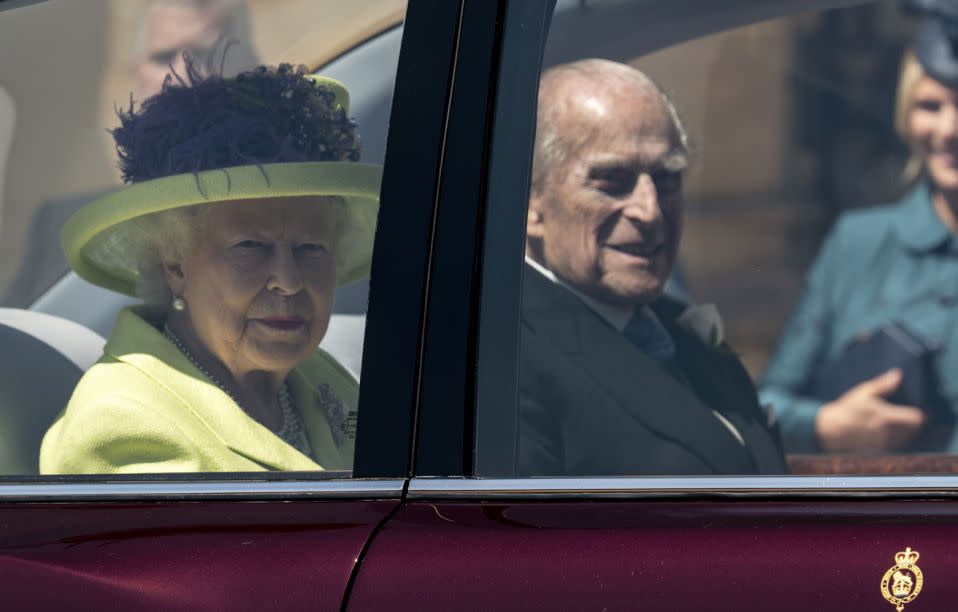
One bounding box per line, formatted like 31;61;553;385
523;257;744;447
525;256;636;332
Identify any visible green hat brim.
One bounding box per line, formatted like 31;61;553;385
63;161;382;296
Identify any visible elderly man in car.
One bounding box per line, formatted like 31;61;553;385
518;59;787;476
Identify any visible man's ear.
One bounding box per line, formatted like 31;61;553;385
526;192;546;240
163;258;186;298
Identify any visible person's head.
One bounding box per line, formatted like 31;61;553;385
896;50;958;192
131;0;256;103
104;60;369;379
527;59;689;308
146;196;341;376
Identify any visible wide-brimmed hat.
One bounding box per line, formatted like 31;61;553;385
62;75;381;297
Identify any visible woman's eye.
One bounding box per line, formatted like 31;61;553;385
916;99;942;113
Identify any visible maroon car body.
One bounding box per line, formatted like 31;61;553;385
4;482;957;610
0;497;396;610
353;497;957;611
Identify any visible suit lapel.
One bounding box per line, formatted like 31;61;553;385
655;301;786;473
655;300;759;421
522;270;753;473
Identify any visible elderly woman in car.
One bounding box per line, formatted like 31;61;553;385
40;61;380;473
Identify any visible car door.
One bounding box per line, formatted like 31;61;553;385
348;0;958;610
0;0;453;609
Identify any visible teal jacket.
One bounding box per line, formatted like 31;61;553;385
759;183;958;452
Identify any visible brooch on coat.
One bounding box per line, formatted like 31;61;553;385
316;383;356;446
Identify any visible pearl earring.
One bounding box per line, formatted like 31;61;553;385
172;297;186;312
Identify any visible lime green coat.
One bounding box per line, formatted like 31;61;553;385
40;307;357;474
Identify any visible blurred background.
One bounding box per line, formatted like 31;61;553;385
632;1;913;375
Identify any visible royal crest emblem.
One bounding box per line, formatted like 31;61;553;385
880;547;923;611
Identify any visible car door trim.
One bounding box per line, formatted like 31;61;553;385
0;478;406;502
407;476;958;499
353;0;463;479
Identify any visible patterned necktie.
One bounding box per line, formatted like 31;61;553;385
623;309;676;362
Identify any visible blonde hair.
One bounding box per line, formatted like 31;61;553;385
895;50;929;183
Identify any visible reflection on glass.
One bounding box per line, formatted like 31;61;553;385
4;0;260;307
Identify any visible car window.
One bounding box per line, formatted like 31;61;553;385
0;0;409;478
474;0;958;477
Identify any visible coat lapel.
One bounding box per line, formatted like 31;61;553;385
106;308;323;472
522;270;753;474
654;299;786;474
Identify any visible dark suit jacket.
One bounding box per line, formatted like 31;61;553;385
518;266;787;476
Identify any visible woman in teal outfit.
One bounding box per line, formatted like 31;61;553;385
760;13;958;454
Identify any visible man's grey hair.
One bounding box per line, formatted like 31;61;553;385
531;59;689;192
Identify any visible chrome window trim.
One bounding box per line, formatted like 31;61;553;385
0;479;405;502
408;476;958;499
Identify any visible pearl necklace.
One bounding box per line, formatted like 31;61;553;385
163;325;312;458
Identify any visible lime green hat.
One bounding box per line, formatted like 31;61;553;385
62;75;381;297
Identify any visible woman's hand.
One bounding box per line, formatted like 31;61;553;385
815;369;927;453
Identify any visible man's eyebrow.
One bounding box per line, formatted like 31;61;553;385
587;150;689;173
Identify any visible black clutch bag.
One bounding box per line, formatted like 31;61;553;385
808;322;944;416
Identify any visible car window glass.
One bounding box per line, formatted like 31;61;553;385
474;0;958;477
0;0;406;478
